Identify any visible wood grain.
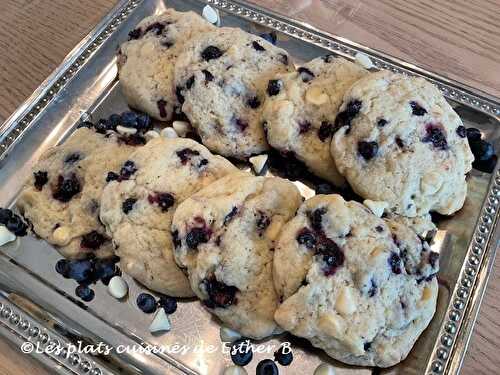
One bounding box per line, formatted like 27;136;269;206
0;0;498;374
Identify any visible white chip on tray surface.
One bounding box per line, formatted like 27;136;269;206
108;276;128;299
149;309;171;333
0;226;16;247
202;5;220;26
160;127;178;139
220;326;242;343
249;154;268;174
355;52;374;69
172;121;190;137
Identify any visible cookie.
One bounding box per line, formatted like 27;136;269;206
331;71;474;217
262;56;367;185
99;137;237;297
385;213;437;240
16;128;138;259
273;194;439;367
172;173;302;338
175;27;293;158
118;10;214;120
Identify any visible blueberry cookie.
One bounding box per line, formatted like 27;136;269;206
262;56;367;185
331;71;474;217
100;137;237;297
175;27;293;158
16;128;138;259
274;194;439;367
172;173;302;338
118;10;214;120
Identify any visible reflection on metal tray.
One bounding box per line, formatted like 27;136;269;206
0;0;498;374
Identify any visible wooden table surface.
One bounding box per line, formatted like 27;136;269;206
0;0;499;374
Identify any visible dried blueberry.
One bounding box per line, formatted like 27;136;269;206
395;137;405;148
76;285;95;302
230;339;253;366
410;101;427;116
368;279;377;297
297;67;315;82
80;231;108;250
375;225;384;233
252;40;266;51
157;100;168;118
259;32;277;45
388;252;402;274
256;212;271;230
246;96;261;109
186;75;195;90
364;342;372;351
223;207;238;225
316;238;344;276
234;118;249;132
267;79;283;96
198;159;209;168
68;260;93;283
296;228;316;249
456;125;466;138
318;121;333;141
377;118;388;127
186;228;210;249
422;124;448;150
53;174;81;202
176;148;200;164
298;121;311;134
158;295;177;314
256;359;279;375
469;139;494;161
358;141;378;160
137;293;157;314
175;86;185;104
308;207;327;231
466;127;482;141
120;111;138;128
201;45;223;61
203;276;238;308
64;153;81;164
171;230;181;248
128;28;141;40
278;53;289;65
106;171;119;182
148;192;175;212
122;198;137;214
334;100;362;133
0;208;12;225
120;160;137;180
34;171;48;191
5;214;28;236
202;70;214;83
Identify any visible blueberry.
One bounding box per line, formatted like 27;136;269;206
201;45;223;61
296;228;316;249
456;125;466;138
157;100;168;118
230;339;253;366
68;260;93;283
422;124;448;150
186;75;195;90
80;231;108;250
107;113;121;128
55;259;70;278
246;96;261;109
308;207;327;231
120;160;137;179
364;342;372;351
234;118;249;132
274;345;293;366
267;80;283;96
122;198;137;214
223;207;238;225
202;70;214;83
202;276;238;308
358;141;378;160
410;101;427;116
186;228;210;249
75;285;95;302
128;28;141;40
147;193;175;212
259;32;277;45
33;171;48;191
256;359;279;375
0;208;12;225
175;86;185;104
158;296;177;314
318;122;333;141
136;113;151;130
297;67;315;83
6;214;28;236
137;293;157;313
368;279;377;297
395;137;405;148
375;225;384;233
377;118;388;127
278;53;289;66
176;148;200;164
120;111;138;128
256;212;271;230
198;159;209;168
297;121;311;134
94;259;117;283
473;154;497;173
388;252;402;274
106;171;119;182
94;119;108;134
252;40;266;51
334;100;362;133
52;174;81;202
316;238;344;276
466;127;482;141
469;139;494;161
64;153;81;164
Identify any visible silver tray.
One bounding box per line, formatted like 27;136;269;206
0;0;499;374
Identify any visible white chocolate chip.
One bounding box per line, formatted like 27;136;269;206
160;127;178;139
354;52;374;69
144;130;160;141
116;125;137;135
52;226;72;246
363;200;388;218
0;226;16;246
318;313;342;338
335;287;357;316
249;154;268;174
172;121;190;137
202;5;220;26
305;86;329;106
314;363;336;375
220;326;242;343
149;309;171;333
108;276;128;299
223;365;248;375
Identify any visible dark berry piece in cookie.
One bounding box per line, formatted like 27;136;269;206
0;208;12;225
53;174;81;202
395;137;405;148
308;207;327;231
120;111;138;128
230;339;253;366
76;284;95;302
364;342;372;351
120;160;137;180
203;276;238;308
274;345;293;366
334;100;362;133
80;231;108;250
156;99;168;118
368;279;377;297
176;148;200;164
144;22;165;36
186;227;210;249
469;139;494;161
5;214;28;236
377;118;388;127
175;86;185;104
267;79;283;96
473;154;497;173
186;75;195;90
456;125;466;138
246;96;261;109
136;293;157;314
122;198;137;214
298;121;311;134
171;230;181;248
33;171;48;191
422;123;448;150
148;192;175;212
388;252;402;274
375;225;384;233
198;159;209;168
256;359;279;375
256;211;271;231
106;171;119;182
296;228;316;249
201;45;223;61
322;54;336;63
223;207;238;225
234;118;249;132
252;40;265;51
278;53;289;65
94;119;109;134
158;295;177;314
410;101;427;116
64;153;81;164
202;69;214;83
318;121;333;142
297;67;315;83
259;32;277;45
466;127;482;141
128;28;142;40
358;141;378;160
316;238;344;276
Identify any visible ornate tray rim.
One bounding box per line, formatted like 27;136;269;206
0;0;499;374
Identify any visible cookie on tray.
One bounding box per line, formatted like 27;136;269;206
273;194;439;367
118;10;214;121
330;71;474;217
174;27;293;158
99;137;237;297
16;127;139;259
262;56;367;185
172;173;302;339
